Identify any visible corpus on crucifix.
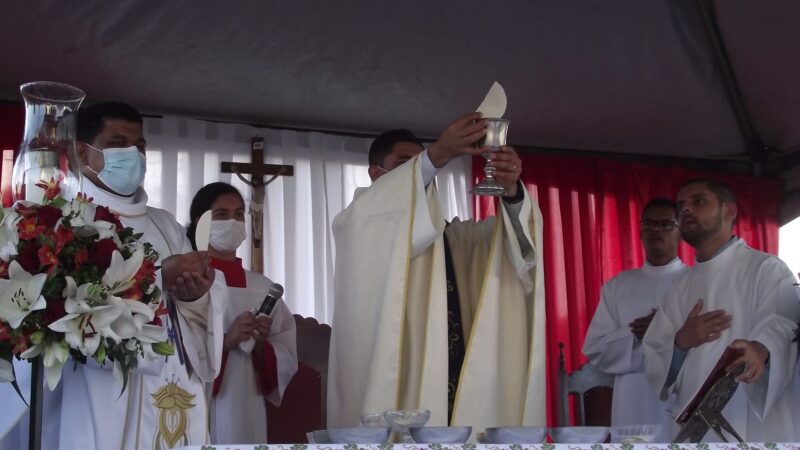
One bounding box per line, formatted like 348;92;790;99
221;136;293;273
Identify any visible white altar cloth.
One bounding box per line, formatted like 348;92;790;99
174;443;800;450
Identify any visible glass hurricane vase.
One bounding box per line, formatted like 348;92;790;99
11;81;85;204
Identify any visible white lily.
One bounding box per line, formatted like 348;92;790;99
63;199;120;242
137;323;168;344
49;300;124;357
0;221;19;261
0;261;47;329
20;339;70;390
51;278;125;356
61;196;96;228
0;357;13;382
105;297;154;341
102;246;145;296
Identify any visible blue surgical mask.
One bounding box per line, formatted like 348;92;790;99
87;145;146;195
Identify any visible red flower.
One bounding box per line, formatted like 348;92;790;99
16;243;41;273
0;259;7;278
17;217;45;240
121;283;144;301
89;238;118;270
151;301;169;327
43;301;67;324
35;177;62;201
73;247;89;268
52;227;74;255
11;335;30;354
94;205;124;231
37;205;63;229
135;259;157;284
38;246;59;276
0;322;10;343
14;203;36;218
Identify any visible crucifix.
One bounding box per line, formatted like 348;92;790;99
221;136;293;273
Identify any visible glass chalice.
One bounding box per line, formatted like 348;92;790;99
470;118;510;196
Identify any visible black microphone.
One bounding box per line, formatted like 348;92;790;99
257;283;284;316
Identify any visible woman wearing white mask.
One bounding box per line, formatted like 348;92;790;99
187;182;298;445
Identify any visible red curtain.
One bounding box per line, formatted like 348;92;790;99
473;153;783;427
0;101;24;205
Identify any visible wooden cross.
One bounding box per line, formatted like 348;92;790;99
221;137;293;273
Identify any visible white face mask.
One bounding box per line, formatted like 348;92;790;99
87;145;146;195
209;219;247;252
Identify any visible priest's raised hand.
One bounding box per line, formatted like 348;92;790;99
161;250;217;301
427;112;488;167
490;146;522;197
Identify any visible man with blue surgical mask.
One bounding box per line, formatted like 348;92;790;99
1;102;229;450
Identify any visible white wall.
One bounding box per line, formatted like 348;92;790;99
779;216;800;282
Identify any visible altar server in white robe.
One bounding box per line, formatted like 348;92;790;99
583;198;687;443
187;182;297;444
0;102;227;450
329;114;547;434
643;178;800;442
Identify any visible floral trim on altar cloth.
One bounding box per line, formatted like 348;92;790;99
179;443;800;450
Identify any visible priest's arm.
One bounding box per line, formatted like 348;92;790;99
739;258;800;419
642;287;686;400
157;227;226;382
583;280;645;375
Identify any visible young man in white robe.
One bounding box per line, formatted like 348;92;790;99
583;198;687;442
187;182;298;444
643;178;800;442
0;102;227;450
328;113;547;434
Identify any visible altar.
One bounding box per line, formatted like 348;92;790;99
175;444;800;450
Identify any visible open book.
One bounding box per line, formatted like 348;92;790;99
676;346;744;424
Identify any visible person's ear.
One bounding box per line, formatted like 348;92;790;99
76;142;91;165
723;202;738;223
368;165;383;182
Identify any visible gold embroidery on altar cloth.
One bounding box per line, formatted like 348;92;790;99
151;377;196;449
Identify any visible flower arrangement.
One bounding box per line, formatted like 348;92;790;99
0;178;172;391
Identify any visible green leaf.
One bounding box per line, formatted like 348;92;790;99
30;331;45;345
48;197;67;209
289;444;307;450
151;340;174;356
93;343;106;363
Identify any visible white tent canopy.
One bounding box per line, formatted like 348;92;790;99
1;0;798;219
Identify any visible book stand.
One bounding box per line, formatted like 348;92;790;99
673;364;744;443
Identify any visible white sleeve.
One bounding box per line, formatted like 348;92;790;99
583;282;643;374
420;149;438;186
174;270;227;382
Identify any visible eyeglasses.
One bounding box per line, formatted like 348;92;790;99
640;220;679;232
